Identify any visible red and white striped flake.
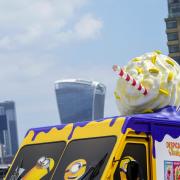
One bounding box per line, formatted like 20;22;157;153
113;65;148;96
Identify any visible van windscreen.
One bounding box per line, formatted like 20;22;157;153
6;141;66;180
52;136;116;180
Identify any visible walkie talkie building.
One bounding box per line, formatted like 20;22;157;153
55;79;106;124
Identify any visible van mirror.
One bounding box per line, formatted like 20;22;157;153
126;161;143;180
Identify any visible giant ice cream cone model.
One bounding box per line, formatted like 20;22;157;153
113;51;180;115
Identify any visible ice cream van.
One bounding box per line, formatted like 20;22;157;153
5;106;180;180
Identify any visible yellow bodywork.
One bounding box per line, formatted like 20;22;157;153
5;117;154;179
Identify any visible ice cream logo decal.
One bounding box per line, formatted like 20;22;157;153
166;141;180;157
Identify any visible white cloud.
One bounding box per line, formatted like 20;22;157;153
56;14;103;43
0;0;103;49
75;14;102;39
0;36;12;49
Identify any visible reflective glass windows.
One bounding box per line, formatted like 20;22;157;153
55;81;105;123
168;0;180;17
56;82;94;123
172;56;180;63
94;84;105;120
168;44;179;53
166;21;177;29
169;0;180;3
167;32;178;41
171;6;180;17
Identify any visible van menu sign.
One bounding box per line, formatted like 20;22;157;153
166;141;180;157
155;135;180;180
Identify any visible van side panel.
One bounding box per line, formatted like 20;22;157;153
155;135;180;180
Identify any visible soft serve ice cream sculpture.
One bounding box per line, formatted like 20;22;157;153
113;51;180;115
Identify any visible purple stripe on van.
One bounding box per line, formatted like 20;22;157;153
121;106;180;157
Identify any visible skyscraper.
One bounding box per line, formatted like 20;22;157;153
55;79;106;124
165;0;180;62
0;101;18;157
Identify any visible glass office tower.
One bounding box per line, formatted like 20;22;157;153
0;107;7;145
55;79;106;124
0;101;18;156
165;0;180;63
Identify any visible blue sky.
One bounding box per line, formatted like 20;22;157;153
0;0;168;143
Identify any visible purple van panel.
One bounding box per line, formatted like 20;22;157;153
121;106;180;157
25;124;67;141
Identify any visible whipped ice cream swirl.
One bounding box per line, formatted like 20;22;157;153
114;51;180;115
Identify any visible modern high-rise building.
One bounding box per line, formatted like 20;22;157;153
55;79;106;124
0;101;18;157
165;0;180;63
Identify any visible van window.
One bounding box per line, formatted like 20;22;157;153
52;136;116;180
114;143;147;180
6;141;66;180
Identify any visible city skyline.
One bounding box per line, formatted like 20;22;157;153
0;0;168;143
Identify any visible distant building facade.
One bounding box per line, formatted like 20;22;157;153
165;0;180;63
55;79;106;124
0;101;18;157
